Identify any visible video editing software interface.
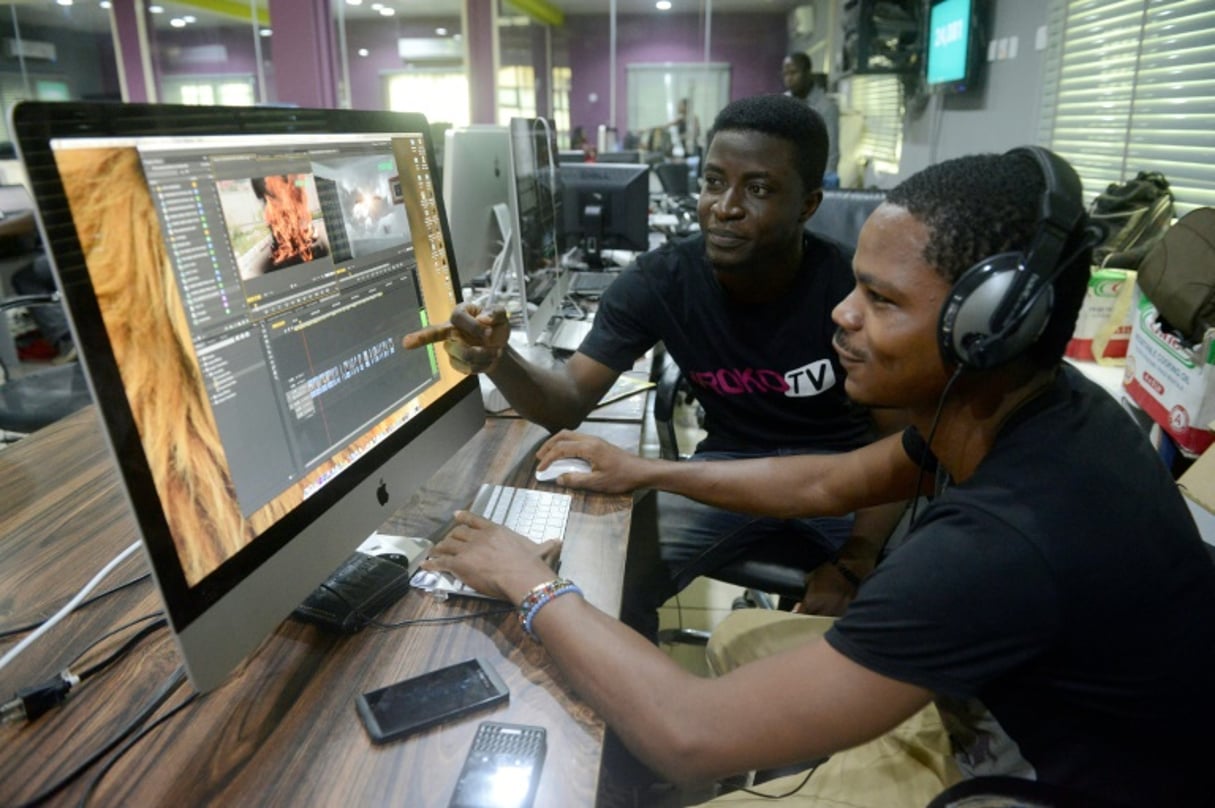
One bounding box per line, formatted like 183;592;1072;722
51;131;463;586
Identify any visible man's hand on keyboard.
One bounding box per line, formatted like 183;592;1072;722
401;302;510;375
536;430;652;495
423;510;562;603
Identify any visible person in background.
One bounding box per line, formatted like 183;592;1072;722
421;148;1215;807
666;97;701;160
782;52;840;189
404;94;888;641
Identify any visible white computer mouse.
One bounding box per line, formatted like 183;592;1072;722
535;457;592;482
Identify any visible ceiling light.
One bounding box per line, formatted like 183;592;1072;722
370;2;383;8
57;0;73;7
656;0;672;9
170;17;186;27
149;4;164;12
436;27;448;36
379;7;394;15
347;0;363;5
259;28;272;37
100;1;111;8
183;15;196;23
358;48;370;57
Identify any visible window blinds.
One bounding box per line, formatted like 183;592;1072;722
1038;0;1215;216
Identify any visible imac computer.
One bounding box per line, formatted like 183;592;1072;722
560;162;650;269
12;101;485;692
441;125;516;289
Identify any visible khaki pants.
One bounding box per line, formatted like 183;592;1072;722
698;611;961;807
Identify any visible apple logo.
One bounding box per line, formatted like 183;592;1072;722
375;479;389;506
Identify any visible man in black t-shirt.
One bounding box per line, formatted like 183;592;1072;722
407;95;882;638
422;149;1215;806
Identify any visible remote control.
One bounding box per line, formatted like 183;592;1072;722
448;721;546;808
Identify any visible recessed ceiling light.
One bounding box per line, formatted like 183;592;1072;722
183;15;196;23
56;0;73;7
436;27;448;36
379;7;394;15
358;48;370;57
259;28;272;37
656;0;672;9
170;17;186;27
347;0;363;5
370;2;383;8
149;4;164;13
100;1;111;8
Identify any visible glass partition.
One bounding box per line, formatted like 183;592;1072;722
147;1;270;106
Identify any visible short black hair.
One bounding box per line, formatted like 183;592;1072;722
886;150;1092;368
705;94;828;192
786;52;811;72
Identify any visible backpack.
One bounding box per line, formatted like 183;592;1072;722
1137;207;1215;345
1090;171;1174;268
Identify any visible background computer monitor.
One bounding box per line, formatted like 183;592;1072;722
442;125;514;285
596;150;643;164
925;0;987;94
558;150;587;164
13;101;485;692
507;117;566;343
560;162;651;268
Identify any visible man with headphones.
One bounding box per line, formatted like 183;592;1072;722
422;148;1215;805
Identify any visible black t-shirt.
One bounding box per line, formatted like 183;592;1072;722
827;366;1215;805
579;232;872;453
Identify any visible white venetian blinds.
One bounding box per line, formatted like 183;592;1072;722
1037;0;1215;215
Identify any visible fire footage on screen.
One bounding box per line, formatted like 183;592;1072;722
165;145;441;517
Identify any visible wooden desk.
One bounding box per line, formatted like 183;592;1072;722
0;407;641;806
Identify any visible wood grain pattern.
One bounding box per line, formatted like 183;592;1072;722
0;408;640;807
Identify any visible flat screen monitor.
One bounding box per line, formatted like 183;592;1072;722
507;117;566;344
926;0;983;93
557;150;586;164
12;101;485;692
442;125;514;284
596;150;642;164
560;162;650;269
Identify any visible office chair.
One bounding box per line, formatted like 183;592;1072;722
654;161;691;197
805;188;887;249
651;359;828;647
0;293;91;442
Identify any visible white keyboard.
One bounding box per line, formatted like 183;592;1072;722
410;484;572;599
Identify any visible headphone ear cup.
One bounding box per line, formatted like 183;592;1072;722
939;253;1055;370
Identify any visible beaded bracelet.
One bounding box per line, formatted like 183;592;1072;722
517;577;582;641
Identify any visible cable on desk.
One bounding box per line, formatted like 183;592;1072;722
15;665;192;808
76;687;200;808
318;580;513;630
0;573;152;640
2;613;168;725
0;540;142;674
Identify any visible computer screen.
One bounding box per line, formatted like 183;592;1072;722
596;150;643;164
560;162;650;268
507;117;566;344
926;0;982;93
12;101;485;692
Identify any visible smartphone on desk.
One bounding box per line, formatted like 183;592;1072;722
355;657;509;744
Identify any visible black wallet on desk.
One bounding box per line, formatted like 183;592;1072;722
293;551;415;633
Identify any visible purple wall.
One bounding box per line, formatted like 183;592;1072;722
565;12;787;137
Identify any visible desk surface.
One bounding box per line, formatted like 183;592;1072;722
0;407;641;806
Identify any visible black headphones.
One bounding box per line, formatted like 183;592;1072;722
937;146;1088;370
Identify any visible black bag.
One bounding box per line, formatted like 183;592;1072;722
1137;207;1215;345
1090;171;1174;268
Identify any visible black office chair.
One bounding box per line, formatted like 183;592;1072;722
651;359;828;646
654;161;691;197
0;293;91;442
805;188;887;249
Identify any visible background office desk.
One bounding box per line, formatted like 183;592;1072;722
0;406;642;806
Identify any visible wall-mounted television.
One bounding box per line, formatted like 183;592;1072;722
925;0;986;93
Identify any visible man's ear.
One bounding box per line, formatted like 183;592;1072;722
799;188;824;225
